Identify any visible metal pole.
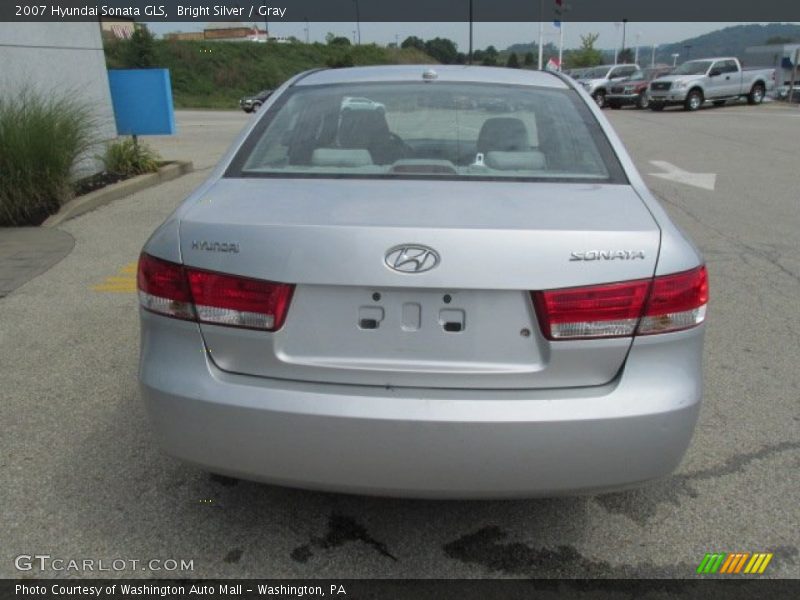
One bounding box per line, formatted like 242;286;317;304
651;44;656;67
621;19;627;61
558;22;564;71
537;0;544;70
468;0;473;65
304;18;309;44
792;48;800;103
353;0;360;45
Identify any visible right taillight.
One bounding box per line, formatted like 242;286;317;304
532;266;708;340
637;265;708;335
137;253;294;331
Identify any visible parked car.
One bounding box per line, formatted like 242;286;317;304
576;64;640;108
239;89;273;113
341;96;386;113
648;57;775;111
138;65;708;498
607;66;674;109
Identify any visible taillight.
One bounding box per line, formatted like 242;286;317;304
532;266;707;340
638;266;708;335
187;270;293;330
137;253;195;321
137;253;294;331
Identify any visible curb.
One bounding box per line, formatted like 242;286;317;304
43;160;194;227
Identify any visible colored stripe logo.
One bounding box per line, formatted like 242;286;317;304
697;552;773;574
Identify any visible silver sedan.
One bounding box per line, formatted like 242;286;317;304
137;65;708;498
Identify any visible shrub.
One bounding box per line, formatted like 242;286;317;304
0;89;97;226
101;138;161;177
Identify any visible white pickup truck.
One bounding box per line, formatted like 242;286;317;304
648;57;775;111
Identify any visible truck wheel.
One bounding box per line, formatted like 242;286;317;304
593;90;607;109
684;90;703;111
636;93;650;109
748;84;765;105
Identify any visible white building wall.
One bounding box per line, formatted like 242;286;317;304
0;22;117;172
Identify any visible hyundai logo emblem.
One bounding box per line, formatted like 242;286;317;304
385;244;440;273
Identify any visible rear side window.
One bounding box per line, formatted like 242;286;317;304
227;82;626;183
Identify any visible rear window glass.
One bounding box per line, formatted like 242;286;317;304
227;82;625;183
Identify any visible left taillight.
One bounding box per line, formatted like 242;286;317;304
137;253;294;331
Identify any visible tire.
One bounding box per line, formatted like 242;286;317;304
636;93;650;110
713;100;726;107
593;90;607;109
649;103;665;111
684;89;703;111
748;83;765;105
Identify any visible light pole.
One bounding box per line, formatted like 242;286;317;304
303;18;309;44
468;0;473;65
672;53;679;67
621;18;628;62
634;32;640;64
537;0;544;70
651;44;657;67
352;0;360;45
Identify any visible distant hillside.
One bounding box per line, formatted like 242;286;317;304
504;23;800;68
653;23;800;65
104;40;435;108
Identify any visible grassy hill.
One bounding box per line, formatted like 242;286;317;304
653;23;800;65
104;40;435;109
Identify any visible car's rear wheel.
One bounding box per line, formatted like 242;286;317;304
748;83;765;105
684;89;703;111
636;93;650;109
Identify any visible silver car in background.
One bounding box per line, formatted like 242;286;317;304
138;66;708;498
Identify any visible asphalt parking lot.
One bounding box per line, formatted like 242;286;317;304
2;103;799;579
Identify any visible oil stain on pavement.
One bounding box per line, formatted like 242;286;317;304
291;513;397;563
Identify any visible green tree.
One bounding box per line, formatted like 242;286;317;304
506;52;520;68
618;48;634;63
327;35;351;46
424;37;458;64
766;35;796;44
481;45;498;66
123;25;156;68
569;33;603;68
524;52;535;67
401;36;425;51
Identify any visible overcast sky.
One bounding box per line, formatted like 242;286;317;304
147;21;798;50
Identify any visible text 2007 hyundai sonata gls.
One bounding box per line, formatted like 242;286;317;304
138;65;707;498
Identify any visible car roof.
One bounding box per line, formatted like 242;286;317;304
294;65;570;89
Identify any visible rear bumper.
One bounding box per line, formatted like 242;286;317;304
139;311;704;498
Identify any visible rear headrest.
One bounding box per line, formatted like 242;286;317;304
338;110;391;148
311;148;373;168
477;117;530;153
485;151;547;171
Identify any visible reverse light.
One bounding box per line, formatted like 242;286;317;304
137;253;294;331
532;266;708;340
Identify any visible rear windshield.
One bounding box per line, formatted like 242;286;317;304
226;82;626;183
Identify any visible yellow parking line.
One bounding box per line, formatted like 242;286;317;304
92;261;138;294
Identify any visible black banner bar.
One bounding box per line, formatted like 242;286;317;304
3;579;800;600
2;0;800;23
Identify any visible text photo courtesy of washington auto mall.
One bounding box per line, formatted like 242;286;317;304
1;0;799;598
